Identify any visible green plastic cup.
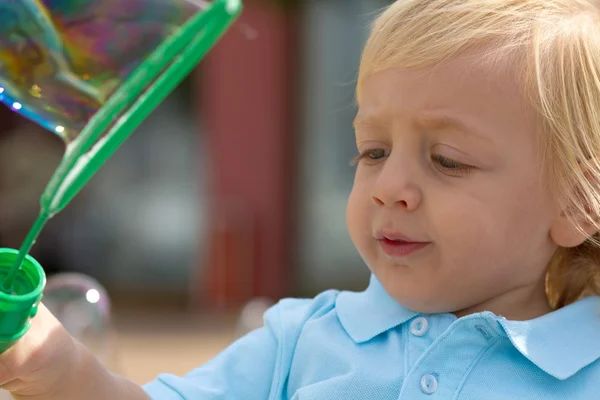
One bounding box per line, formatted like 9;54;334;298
0;248;46;353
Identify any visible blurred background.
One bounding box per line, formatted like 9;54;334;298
0;0;391;385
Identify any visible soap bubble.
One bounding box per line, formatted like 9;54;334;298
43;272;116;367
0;0;207;145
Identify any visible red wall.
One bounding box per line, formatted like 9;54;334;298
196;2;299;308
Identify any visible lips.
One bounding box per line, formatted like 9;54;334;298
375;230;430;257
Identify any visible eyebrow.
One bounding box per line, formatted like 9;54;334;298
416;114;491;143
353;113;492;143
352;116;386;131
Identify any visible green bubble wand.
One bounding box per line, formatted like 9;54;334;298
0;0;242;352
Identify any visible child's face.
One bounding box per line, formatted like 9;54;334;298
347;55;562;317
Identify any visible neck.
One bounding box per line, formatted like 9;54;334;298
454;277;552;321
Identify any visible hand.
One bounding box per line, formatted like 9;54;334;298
0;303;149;400
0;302;78;398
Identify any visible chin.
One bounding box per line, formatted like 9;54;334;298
382;282;460;314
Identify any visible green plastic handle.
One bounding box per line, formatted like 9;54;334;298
3;0;242;292
47;0;242;216
52;0;241;214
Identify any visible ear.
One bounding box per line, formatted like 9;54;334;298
550;211;597;248
550;166;599;248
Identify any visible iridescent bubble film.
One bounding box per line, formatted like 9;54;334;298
0;0;203;143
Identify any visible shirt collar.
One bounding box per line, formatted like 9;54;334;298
336;274;600;380
335;274;418;343
498;295;600;380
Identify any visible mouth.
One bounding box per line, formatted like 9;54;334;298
375;231;430;257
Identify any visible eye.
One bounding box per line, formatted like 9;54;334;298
351;148;390;166
431;154;474;177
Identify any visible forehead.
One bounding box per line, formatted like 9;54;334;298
355;55;535;141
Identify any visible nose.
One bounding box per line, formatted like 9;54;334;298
370;158;422;211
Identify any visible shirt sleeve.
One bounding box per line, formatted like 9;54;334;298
142;290;339;400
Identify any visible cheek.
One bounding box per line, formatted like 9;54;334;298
429;179;554;268
346;177;373;250
427;197;494;267
487;176;554;244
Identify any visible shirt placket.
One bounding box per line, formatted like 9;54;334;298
399;317;499;400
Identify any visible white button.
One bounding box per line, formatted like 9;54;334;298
420;374;438;394
410;317;429;336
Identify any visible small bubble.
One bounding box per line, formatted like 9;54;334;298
238;24;258;41
44;273;115;367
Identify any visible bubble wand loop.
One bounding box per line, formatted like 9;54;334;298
0;0;242;351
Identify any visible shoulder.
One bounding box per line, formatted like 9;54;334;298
142;290;346;400
264;289;341;336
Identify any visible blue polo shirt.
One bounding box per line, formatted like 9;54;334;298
143;275;600;399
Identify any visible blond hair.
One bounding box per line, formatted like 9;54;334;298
357;0;600;309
